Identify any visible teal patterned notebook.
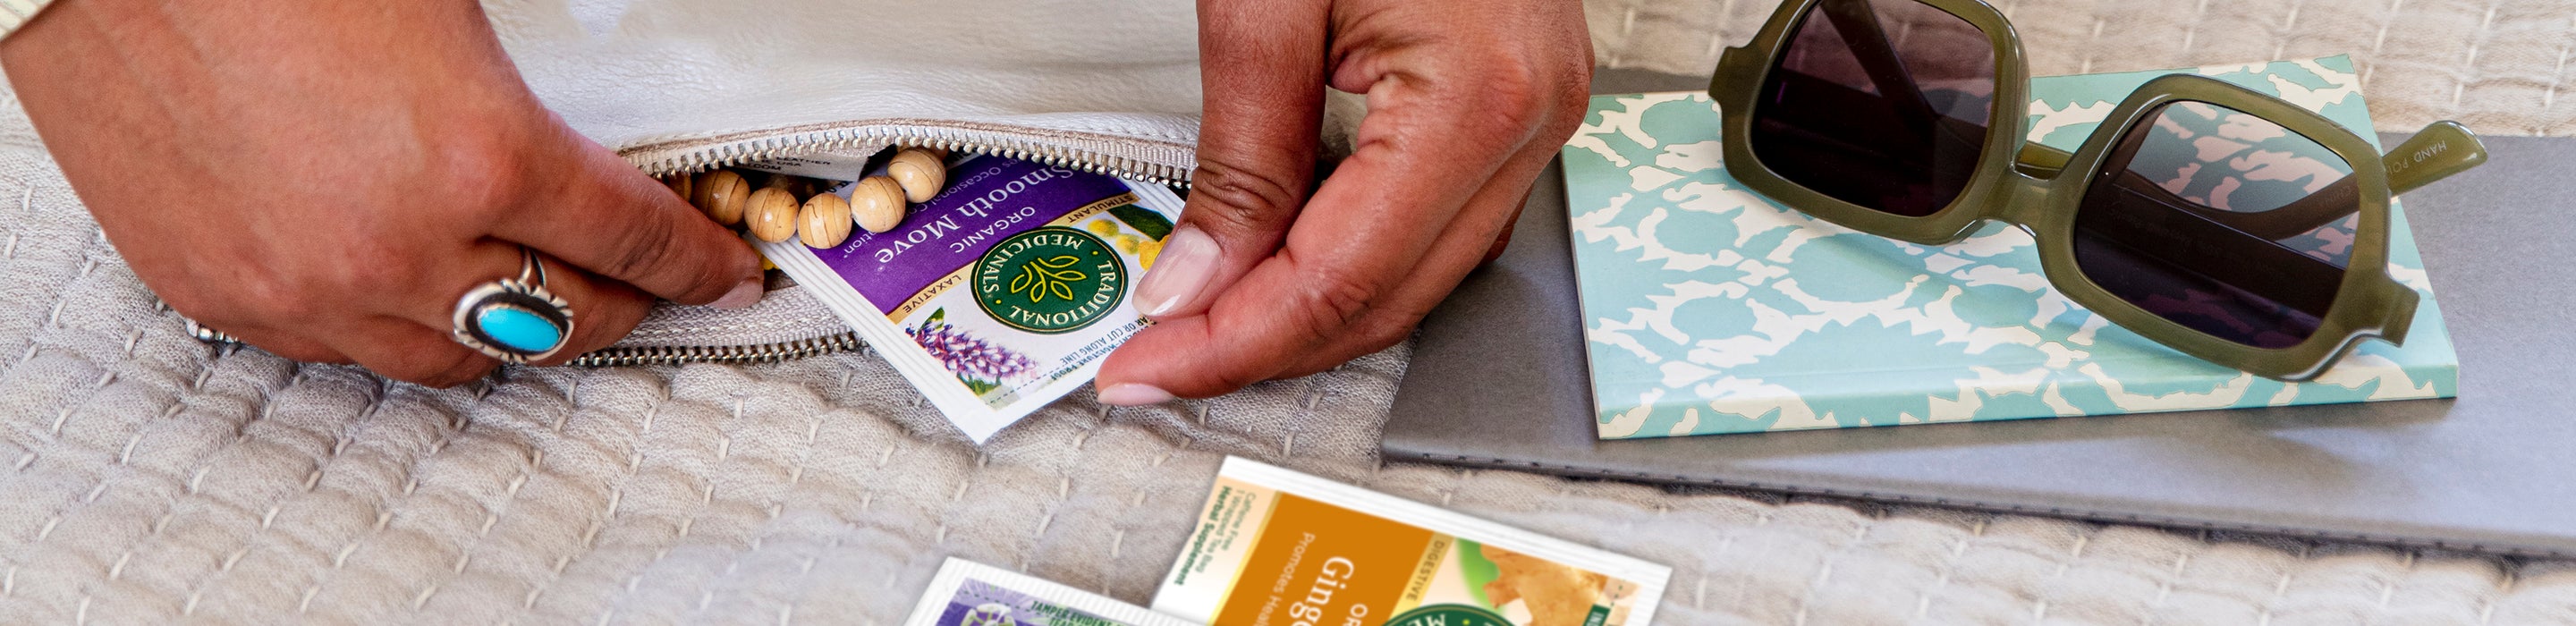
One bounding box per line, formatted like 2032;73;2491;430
1562;56;2460;439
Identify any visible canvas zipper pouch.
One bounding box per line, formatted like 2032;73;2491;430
486;0;1254;439
605;123;1196;444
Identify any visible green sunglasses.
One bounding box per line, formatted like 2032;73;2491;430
1707;0;2489;380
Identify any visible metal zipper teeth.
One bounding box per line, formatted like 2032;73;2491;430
634;124;1196;188
568;332;865;368
580;125;1194;367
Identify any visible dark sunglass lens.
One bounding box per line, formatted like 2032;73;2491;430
1750;0;1998;217
2073;101;2359;350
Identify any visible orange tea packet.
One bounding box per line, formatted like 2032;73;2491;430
1152;458;1670;626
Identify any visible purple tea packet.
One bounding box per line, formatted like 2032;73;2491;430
760;154;1184;443
904;558;1194;626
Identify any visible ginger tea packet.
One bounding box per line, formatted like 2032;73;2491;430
1153;458;1671;626
906;558;1197;626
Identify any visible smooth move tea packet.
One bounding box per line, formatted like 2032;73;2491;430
761;154;1184;443
1154;458;1671;626
905;558;1197;626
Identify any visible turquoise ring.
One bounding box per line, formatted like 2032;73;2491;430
451;248;574;364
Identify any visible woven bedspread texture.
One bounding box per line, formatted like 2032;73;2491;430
4;0;2575;623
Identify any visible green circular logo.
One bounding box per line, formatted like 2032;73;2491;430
1385;605;1515;626
974;226;1128;334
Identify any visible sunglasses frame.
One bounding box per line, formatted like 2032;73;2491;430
1707;0;2462;380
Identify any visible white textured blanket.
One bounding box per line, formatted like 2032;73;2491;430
4;0;2574;624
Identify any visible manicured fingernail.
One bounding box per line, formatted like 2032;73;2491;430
1097;384;1175;406
712;275;766;309
1135;225;1216;318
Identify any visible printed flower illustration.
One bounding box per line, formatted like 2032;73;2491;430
909;309;1037;393
961;605;1014;626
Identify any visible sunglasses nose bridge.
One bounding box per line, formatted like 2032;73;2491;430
1987;167;2055;227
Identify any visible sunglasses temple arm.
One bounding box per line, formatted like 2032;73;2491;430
2022;121;2487;195
2011;131;2432;240
2151;121;2487;240
2382;121;2487;196
2369;122;2473;347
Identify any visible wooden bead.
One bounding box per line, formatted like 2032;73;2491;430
886;148;948;203
663;173;693;203
798;192;853;249
692;170;750;226
851;175;908;233
744;186;801;243
686;170;723;216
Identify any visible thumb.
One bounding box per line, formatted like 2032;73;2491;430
494;118;765;308
1130;0;1333;319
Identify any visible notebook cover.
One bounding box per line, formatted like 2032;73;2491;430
1563;56;2459;439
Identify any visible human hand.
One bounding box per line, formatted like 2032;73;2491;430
3;0;763;386
1095;0;1590;403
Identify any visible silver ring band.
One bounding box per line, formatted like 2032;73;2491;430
183;317;237;344
450;247;575;364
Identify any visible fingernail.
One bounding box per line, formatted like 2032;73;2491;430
1134;225;1217;318
1097;384;1175;406
712;275;766;309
